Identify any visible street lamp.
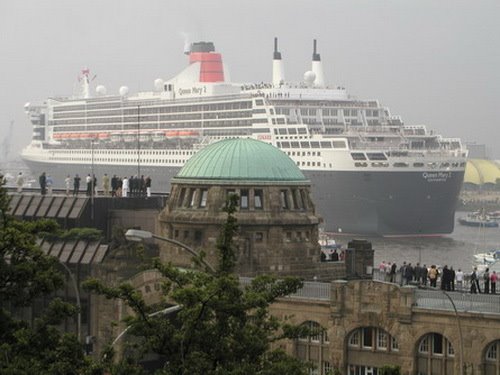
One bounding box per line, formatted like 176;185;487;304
58;261;82;342
440;290;465;375
125;229;216;273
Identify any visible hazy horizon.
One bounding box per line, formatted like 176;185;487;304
1;0;499;159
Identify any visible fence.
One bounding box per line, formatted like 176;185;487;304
415;289;500;315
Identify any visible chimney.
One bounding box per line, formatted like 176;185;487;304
311;39;325;87
272;37;285;87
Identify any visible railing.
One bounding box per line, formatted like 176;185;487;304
239;277;331;301
414;289;500;315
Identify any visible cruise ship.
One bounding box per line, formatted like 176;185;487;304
21;39;467;236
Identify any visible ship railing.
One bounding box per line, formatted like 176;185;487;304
352;146;466;158
239;277;331;301
414;289;500;315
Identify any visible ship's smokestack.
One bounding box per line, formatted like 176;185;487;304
272;37;285;86
187;41;225;82
311;39;325;87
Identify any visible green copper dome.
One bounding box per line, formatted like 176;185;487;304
175;138;307;182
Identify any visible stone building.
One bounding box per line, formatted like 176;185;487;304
157;138;350;280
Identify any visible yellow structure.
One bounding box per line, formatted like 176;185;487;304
464;159;500;186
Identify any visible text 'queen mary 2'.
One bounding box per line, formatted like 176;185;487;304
21;39;467;236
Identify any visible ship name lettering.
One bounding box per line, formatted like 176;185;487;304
422;171;452;182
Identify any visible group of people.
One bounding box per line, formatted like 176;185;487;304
34;172;153;198
378;260;498;294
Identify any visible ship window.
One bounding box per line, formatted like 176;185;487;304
254;189;263;209
300;142;310;148
320;141;332;148
310;142;320;148
351;153;366;160
291;142;300;148
288;128;297;134
199;189;208;208
366;152;387;161
240;189;249;209
394;162;409;167
298;128;307;134
255;99;264;106
281;142;290;148
278;128;287;135
332;140;346;149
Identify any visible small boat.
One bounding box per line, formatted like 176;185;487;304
473;249;500;265
458;213;499;228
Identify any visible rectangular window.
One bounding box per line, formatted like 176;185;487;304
291;189;299;209
194;230;202;244
391;337;399;352
178;188;186;207
255;232;264;243
349;331;360;347
240;189;249;209
377;330;387;350
280;190;289;209
188;189;196;207
254;189;263;209
199;189;208;208
362;328;373;348
433;333;443;354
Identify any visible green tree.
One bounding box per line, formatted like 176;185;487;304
84;195;312;375
379;365;401;375
0;177;97;374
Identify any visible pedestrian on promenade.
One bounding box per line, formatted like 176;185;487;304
102;173;110;196
390;262;397;283
421;265;428;286
122;176;129;198
456;268;464;291
16;172;24;193
65;175;71;196
491;271;497;294
428;265;439;288
483;268;490;294
39;172;46;195
471;267;481;294
73;174;81;196
86;174;92;196
111;174;118;197
450;267;456;291
145;176;152;198
46;175;53;195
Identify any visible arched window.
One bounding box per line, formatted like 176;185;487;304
416;333;454;375
346;327;399;375
484;340;500;375
295;321;331;375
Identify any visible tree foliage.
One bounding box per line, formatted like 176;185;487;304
0;177;97;374
84;194;311;374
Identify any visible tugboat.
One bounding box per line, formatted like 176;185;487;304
458;211;499;228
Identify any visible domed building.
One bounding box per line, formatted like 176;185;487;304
158;138;346;280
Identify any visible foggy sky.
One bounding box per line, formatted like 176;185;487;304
1;0;499;159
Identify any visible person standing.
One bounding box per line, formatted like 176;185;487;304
16;172;24;193
483;268;490;294
73;174;81;196
111;174;118;197
102;173;110;196
471;267;481;294
390;262;397;283
421;265;428;286
39;172;47;195
456;268;464;291
450;267;456;291
145;176;152;198
93;174;98;196
46;175;54;195
86;174;92;196
428;265;438;288
65;175;71;196
491;271;498;294
122;176;129;198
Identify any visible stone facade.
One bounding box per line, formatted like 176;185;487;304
158;182;346;281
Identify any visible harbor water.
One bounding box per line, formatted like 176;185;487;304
335;211;500;272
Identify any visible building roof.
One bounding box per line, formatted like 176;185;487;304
464;159;500;185
175;138;307;183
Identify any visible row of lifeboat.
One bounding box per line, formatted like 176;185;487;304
52;130;199;141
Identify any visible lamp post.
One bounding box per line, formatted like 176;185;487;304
125;229;215;273
440;290;464;375
137;105;140;178
59;261;82;342
90;139;95;221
